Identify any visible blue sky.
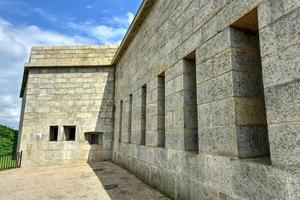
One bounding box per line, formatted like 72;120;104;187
0;0;142;129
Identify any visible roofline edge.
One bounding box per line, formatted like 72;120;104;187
112;0;157;65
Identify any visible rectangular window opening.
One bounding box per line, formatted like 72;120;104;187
49;126;58;142
184;51;199;153
64;126;76;141
85;132;103;146
231;8;270;159
119;100;123;142
91;134;99;145
158;72;165;147
141;85;147;145
128;94;133;143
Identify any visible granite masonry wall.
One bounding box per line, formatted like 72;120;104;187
113;0;300;200
19;46;117;166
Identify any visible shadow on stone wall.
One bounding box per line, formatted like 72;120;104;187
86;68;114;163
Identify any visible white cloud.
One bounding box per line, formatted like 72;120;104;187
127;12;135;24
0;18;96;128
91;25;127;44
112;12;135;26
32;8;57;23
0;10;135;128
0;95;20;127
67;12;134;44
86;5;93;9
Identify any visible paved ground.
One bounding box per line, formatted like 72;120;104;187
0;161;169;200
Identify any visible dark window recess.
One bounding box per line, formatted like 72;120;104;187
183;51;199;153
50;126;58;141
85;132;103;145
91;134;99;145
141;85;147;145
231;8;270;158
230;8;270;160
158;72;165;147
128;94;133;143
119;100;123;142
64;126;76;141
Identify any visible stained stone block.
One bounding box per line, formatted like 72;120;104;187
231;160;299;200
262;43;300;88
196;49;232;84
218;0;261;31
194;0;227;31
197;72;233;104
260;8;300;57
204;154;233;193
154;147;168;169
160;170;176;198
198;98;235;128
149;166;161;191
127;157;137;174
190;181;219;200
176;175;192;200
181;152;204;182
234;97;267;125
167;150;204;182
196;57;214;84
165;60;185;82
165;129;185;150
258;0;300;29
199;126;238;156
196;28;230;63
137;145;155;165
232;71;263;97
145;130;158;147
236;125;269;158
269;122;300;166
166;92;184;110
264;81;300;124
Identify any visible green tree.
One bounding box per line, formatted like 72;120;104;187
0;125;18;155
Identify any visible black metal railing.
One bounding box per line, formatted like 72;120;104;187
0;151;22;171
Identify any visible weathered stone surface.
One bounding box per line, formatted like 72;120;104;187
258;0;300;28
19;50;115;166
204;154;233;193
262;43;300;88
260;8;300;57
269;122;300;166
19;0;300;199
199;126;238;156
190;181;220;200
232;159;299;200
264;81;300;124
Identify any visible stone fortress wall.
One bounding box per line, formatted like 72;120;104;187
17;0;300;199
113;0;299;199
19;45;118;166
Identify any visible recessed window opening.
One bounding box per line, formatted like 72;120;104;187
184;51;199;153
64;126;76;141
158;72;165;147
141;85;147;145
119;100;123;142
231;8;270;158
128;94;133;143
85;132;103;145
49;126;58;142
91;134;99;145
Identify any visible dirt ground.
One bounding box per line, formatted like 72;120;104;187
0;161;170;200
